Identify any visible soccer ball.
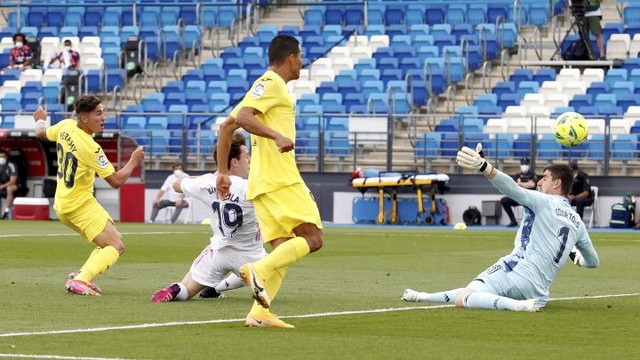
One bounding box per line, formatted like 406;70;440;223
553;111;588;147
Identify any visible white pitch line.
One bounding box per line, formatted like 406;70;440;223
0;231;205;238
1;292;638;338
0;354;141;360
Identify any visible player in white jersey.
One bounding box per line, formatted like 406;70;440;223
402;144;599;312
151;140;266;302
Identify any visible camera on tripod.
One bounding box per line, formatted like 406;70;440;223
569;0;588;19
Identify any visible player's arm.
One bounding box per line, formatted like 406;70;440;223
235;107;294;152
103;146;145;189
569;240;599;268
217;116;240;175
216;116;239;199
570;228;599;268
33;107;50;140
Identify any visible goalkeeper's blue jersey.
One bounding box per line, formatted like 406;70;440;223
489;171;598;297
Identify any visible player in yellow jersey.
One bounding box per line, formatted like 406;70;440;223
33;95;145;296
216;35;323;328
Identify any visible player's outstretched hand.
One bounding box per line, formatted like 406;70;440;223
216;173;231;200
34;106;48;122
274;134;295;153
456;143;493;176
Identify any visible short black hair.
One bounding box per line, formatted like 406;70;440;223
0;148;7;156
213;141;243;169
12;33;25;42
74;95;102;114
544;164;574;196
268;34;300;66
232;131;246;146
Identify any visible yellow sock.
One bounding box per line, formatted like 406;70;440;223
249;267;287;315
253;237;309;276
75;246;120;283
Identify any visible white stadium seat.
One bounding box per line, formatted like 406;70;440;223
606;33;631;59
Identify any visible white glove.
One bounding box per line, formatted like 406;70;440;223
456;143;494;176
568;246;582;266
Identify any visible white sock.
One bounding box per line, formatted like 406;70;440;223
174;282;189;301
417;288;464;303
214;273;245;292
462;292;519;310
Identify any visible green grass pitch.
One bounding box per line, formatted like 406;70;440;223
1;221;639;359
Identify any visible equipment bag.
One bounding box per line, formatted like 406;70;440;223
610;203;633;228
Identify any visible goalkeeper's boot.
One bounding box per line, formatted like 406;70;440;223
245;311;294;329
401;289;422;302
514;299;542;312
151;283;181;303
68;272;102;294
199;287;227;299
65;279;101;296
238;264;270;308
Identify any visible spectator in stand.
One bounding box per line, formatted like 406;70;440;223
149;163;189;223
43;39;81;70
568;161;593;220
8;33;32;71
585;0;604;59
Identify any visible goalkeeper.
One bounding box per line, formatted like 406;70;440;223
402;144;599;311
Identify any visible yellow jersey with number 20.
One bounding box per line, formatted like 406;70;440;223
231;70;303;200
46;119;115;213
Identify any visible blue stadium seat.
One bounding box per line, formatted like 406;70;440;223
425;5;446;25
533;68;557;84
385;7;405;26
304;8;324;26
487;4;508;23
510;68;534;84
492;81;516;97
367;92;388;114
467;5;487;25
416;132;441;158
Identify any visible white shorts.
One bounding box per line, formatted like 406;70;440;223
466;262;549;306
190;245;267;288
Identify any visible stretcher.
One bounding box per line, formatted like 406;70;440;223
351;172;450;224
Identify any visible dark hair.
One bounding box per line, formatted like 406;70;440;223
63;39;72;45
0;148;7;156
213;141;243;169
544;164;574;196
232;131;246;146
171;163;183;171
12;33;25;42
268;34;300;66
74;95;102;114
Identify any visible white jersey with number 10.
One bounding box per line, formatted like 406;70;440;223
180;173;262;252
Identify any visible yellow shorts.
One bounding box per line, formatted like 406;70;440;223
253;182;323;242
56;198;112;242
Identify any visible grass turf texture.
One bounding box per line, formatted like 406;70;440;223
0;222;639;359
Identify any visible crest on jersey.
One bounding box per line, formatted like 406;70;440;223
250;82;266;98
97;153;109;168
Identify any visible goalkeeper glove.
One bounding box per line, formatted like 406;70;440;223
569;246;582;266
456;143;494;176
